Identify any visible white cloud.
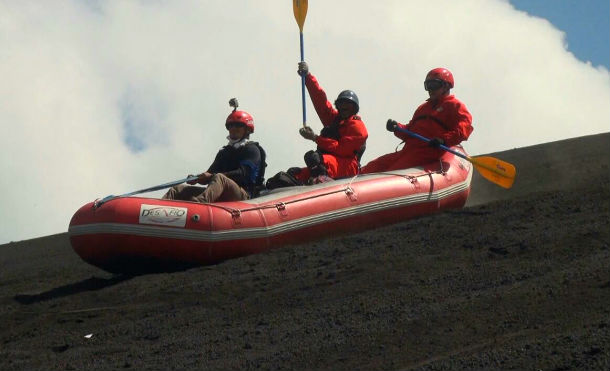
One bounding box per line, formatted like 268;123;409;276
1;0;608;243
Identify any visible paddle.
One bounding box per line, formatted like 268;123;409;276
395;127;516;189
94;175;199;208
293;0;308;127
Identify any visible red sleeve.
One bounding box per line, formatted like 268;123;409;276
316;118;368;158
440;100;473;147
394;101;427;141
305;74;338;127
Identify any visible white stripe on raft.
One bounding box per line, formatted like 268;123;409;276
68;172;471;242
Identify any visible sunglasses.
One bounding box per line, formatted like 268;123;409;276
424;79;445;91
226;122;246;129
335;99;356;109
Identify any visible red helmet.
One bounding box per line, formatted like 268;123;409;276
225;110;254;133
425;68;454;88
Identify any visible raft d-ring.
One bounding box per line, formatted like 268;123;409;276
345;187;358;202
438;159;447;175
406;176;421;190
275;202;288;217
229;209;242;225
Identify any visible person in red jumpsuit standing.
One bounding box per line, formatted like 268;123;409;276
289;61;368;183
361;68;473;174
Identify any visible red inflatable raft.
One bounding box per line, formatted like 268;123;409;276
69;147;473;273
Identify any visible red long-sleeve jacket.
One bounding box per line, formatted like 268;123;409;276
361;94;472;174
396;94;473;149
305;74;368;161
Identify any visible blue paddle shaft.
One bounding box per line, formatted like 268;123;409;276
95;175;199;208
299;32;307;125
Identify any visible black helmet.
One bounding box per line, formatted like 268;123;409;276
334;90;359;113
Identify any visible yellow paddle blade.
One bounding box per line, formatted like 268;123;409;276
470;156;516;189
293;0;308;31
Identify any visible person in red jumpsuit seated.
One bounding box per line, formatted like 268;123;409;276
361;67;473;174
289;61;368;184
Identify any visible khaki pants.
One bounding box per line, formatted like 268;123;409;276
162;173;249;203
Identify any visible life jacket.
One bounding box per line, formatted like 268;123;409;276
411;115;451;131
318;116;366;163
249;141;267;197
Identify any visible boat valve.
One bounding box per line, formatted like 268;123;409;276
191;214;200;222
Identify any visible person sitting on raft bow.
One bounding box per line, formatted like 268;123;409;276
361;67;473;173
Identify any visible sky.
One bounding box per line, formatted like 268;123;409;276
1;0;609;244
510;0;609;69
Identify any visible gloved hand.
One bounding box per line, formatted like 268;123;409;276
297;61;309;77
187;172;213;185
299;126;317;141
428;138;445;148
386;119;398;132
186;174;199;185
